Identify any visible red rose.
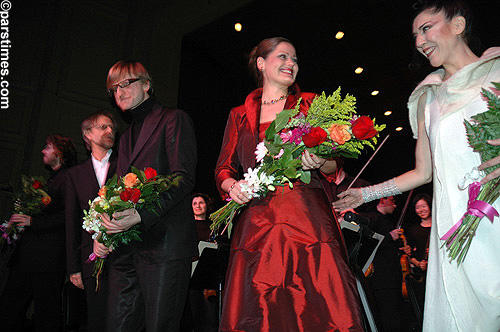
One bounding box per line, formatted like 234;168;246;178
351;116;377;140
144;167;157;181
120;188;141;203
129;188;141;203
120;189;131;202
32;180;42;189
302;127;327;147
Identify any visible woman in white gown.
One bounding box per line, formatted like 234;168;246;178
333;1;500;331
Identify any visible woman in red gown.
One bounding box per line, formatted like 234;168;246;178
215;37;364;332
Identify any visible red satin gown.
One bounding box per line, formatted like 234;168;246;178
219;122;364;332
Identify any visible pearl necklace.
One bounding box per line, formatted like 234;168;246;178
262;93;288;105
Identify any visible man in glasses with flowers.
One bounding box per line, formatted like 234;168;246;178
100;61;198;332
65;110;118;332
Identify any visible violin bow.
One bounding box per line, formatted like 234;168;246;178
396;189;414;230
346;134;391;190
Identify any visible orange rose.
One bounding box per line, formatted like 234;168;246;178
98;186;107;198
328;124;351;145
123;173;139;188
41;195;51;205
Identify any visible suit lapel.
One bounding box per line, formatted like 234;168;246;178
84;158;100;190
106;150;117;181
129;104;163;168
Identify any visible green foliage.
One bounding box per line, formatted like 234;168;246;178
306;89;357;127
465;86;500;174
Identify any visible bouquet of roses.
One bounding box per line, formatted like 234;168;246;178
210;88;385;233
83;166;181;289
1;175;51;251
442;82;500;264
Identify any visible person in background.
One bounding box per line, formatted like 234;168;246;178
405;193;432;320
192;193;214;242
65;111;117;332
407;193;432;273
0;134;77;332
215;37;363;332
333;1;500;330
182;193;219;332
361;196;405;332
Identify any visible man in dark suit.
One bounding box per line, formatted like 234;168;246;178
65;111;117;332
361;196;405;332
99;60;198;332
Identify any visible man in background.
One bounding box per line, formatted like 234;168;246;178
65;110;117;332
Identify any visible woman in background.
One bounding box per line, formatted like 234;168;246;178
407;193;432;273
192;193;213;242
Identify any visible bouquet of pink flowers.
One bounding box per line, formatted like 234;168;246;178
83;166;181;289
210;88;385;233
442;82;500;264
1;175;51;251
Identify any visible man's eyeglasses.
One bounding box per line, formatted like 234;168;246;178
89;124;116;132
108;78;141;95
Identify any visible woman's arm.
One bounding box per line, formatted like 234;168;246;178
333;93;433;211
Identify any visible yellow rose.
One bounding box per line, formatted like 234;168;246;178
328;124;351;145
123;173;139;188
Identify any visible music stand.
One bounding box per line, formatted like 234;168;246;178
190;237;230;324
341;219;384;332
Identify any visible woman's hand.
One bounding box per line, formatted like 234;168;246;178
10;214;32;227
479;138;500;184
332;188;364;212
228;180;252;205
301;152;326;171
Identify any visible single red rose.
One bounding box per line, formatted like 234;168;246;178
32;180;42;189
144;167;157;180
120;189;131;202
129;188;141;203
302;127;327;147
352;116;377;140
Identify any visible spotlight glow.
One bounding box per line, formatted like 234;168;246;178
395;127;403;131
371;90;379;96
335;31;344;39
384;110;392;116
354;67;363;74
234;23;242;32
